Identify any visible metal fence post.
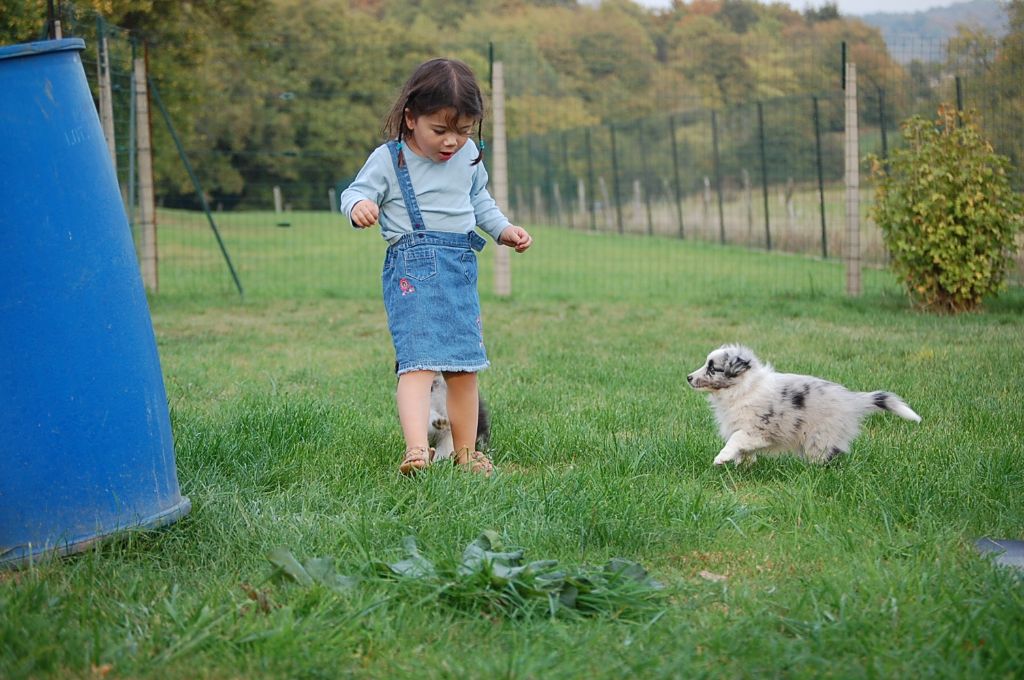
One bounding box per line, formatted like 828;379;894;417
638;121;653;235
711;110;725;244
609;123;623;234
561;131;574;228
149;78;243;298
812;95;828;259
955;75;964;126
669;115;684;238
877;86;888;162
585;128;596;231
757;101;771;250
526;137;536;223
541;137;552;224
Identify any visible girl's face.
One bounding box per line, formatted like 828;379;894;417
403;107;476;163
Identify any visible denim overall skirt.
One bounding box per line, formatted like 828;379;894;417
382;141;489;375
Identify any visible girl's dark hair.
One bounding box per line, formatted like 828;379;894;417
383;58;485;165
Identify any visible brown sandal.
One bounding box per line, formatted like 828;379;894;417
399;446;434;475
454;449;494;477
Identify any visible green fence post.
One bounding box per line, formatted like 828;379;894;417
711;110;725;244
878;86;888;161
610;123;623;234
586;127;596;231
149;77;243;298
757;101;771;251
561;131;574;228
812;95;828;259
669;114;684;239
638;120;653;235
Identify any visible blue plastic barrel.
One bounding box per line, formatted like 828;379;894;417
0;39;190;567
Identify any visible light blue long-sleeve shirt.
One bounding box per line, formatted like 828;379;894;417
339;139;510;244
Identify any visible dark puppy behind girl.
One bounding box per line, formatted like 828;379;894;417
427;373;490;461
393;363;490;462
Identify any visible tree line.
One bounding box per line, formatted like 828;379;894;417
2;0;1020;209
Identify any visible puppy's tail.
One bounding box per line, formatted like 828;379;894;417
868;391;921;423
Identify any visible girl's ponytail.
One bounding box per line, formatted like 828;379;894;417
474;117;485;166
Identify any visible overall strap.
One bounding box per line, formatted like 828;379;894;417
386;140;426;231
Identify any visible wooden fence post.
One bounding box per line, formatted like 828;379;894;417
844;61;861;296
491;61;511;296
134;42;157;292
96;22;117;169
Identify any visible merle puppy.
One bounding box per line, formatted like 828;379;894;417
687;344;920;466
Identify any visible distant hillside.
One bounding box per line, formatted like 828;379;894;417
859;0;1009;59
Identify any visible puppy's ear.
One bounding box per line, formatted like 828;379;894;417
724;354;752;378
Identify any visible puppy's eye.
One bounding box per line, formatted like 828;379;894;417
707;360;717;373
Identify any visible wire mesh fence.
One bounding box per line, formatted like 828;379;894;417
504;95;849;255
497;34;1023;302
50;11;1023;302
59;12;137;234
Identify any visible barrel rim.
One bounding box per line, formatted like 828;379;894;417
0;38;86;62
0;496;192;570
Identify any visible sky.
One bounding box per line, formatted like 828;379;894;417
631;0;966;16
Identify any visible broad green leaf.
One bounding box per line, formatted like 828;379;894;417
267;547;313;586
304;557;358;592
386;536;436;579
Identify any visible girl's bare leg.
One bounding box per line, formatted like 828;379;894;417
396;370;434;471
443;371;479;459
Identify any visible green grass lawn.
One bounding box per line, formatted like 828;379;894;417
3;223;1023;678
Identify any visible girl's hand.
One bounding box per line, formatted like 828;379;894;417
499;225;532;253
350;200;379;228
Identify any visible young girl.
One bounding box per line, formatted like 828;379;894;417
340;58;532;476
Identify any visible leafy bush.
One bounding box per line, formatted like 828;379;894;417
868;105;1023;313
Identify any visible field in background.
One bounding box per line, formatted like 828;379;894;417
154;200;1023;303
154;205;907;302
3;230;1023;678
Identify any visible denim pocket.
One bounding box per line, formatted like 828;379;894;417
460;251;477;284
403;247;436;280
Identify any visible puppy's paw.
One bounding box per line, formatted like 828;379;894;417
714;450;741;466
431;416;450;431
433;442;454;461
